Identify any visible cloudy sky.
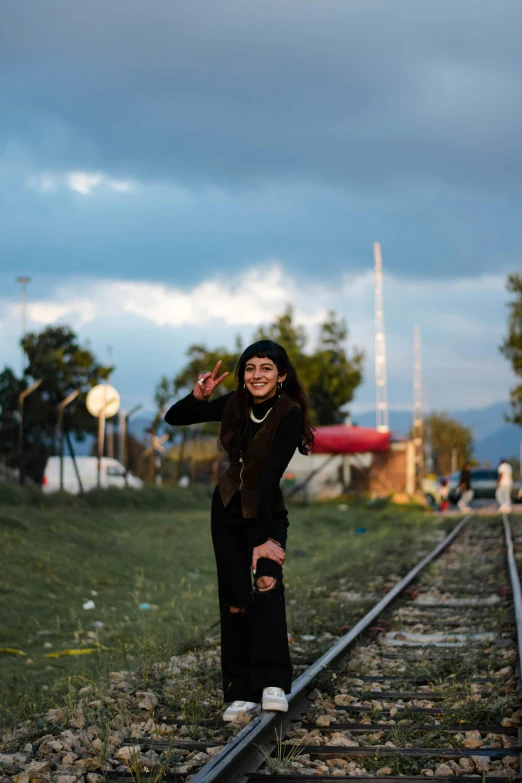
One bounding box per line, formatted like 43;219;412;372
1;0;521;416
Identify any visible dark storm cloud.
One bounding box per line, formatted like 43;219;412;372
0;0;521;285
1;0;522;189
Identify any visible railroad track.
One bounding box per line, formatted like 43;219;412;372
117;513;522;782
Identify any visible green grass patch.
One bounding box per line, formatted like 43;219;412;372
0;488;438;727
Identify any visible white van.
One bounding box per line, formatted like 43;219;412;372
42;456;143;494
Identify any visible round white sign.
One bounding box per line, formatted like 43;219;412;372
86;384;120;418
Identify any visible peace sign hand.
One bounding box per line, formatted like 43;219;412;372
193;361;230;401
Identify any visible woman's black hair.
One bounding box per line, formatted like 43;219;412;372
223;339;314;455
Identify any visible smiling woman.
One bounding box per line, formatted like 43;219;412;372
244;356;285;404
164;339;314;721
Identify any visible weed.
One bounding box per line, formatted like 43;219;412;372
358;752;433;776
449;691;517;725
125;747;168;783
62;676;78;719
410;648;492;683
389;724;417;747
256;726;304;771
355;750;386;772
162;658;220;728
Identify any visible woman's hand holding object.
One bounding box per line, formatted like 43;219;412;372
193;360;229;401
252;540;285;573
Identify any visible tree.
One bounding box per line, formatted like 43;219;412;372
0;367;24;456
500;273;522;425
255;307;363;424
0;326;112;482
424;413;474;475
304;311;364;425
22;325;113;437
253;308;307;370
159;306;364;427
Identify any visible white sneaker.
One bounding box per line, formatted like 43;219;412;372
222;700;258;722
262;687;288;712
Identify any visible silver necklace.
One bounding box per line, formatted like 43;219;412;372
249;405;273;424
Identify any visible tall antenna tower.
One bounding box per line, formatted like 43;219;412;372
424;385;434;475
412;325;423;484
373;242;389;433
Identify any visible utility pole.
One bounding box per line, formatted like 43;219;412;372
451;447;458;474
412;326;423;488
122;403;143;484
106;346;114;458
119;410;126;465
55;390;79;492
143;431;169;484
86;384;121;490
373;242;389;433
424;385;434;475
18;379;42;485
16;276;31;376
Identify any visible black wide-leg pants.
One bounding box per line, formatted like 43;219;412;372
210;489;293;704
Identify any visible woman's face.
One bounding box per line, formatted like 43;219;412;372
243;356;287;403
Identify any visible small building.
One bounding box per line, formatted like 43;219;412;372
284;424;415;502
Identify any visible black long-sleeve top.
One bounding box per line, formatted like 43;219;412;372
164;391;304;546
460;467;471;490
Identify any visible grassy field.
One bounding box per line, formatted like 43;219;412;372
0;484;441;726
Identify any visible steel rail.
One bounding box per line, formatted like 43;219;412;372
190;513;473;783
502;513;522;682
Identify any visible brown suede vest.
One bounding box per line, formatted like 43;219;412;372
217;393;299;518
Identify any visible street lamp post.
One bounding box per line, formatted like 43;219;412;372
106;346;114;458
55;390;79;492
18;379;42;485
96;399;117;490
122;404;143;485
451;447;458;474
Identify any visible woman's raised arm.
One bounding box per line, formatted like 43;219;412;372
193;361;229;401
164;361;232;425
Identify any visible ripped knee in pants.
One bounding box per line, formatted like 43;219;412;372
255;576;278;593
223;605;248;616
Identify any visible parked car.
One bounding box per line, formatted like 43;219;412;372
447;468;522;504
42;456;143;494
422;476;443;507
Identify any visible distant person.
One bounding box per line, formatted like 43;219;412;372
496;458;513;513
164;341;314;722
457;462;474;513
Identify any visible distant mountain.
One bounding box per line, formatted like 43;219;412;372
353;402;521;465
352;410;412;435
451;403;510;442
474;425;522;465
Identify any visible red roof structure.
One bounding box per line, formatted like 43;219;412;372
311;425;391;454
